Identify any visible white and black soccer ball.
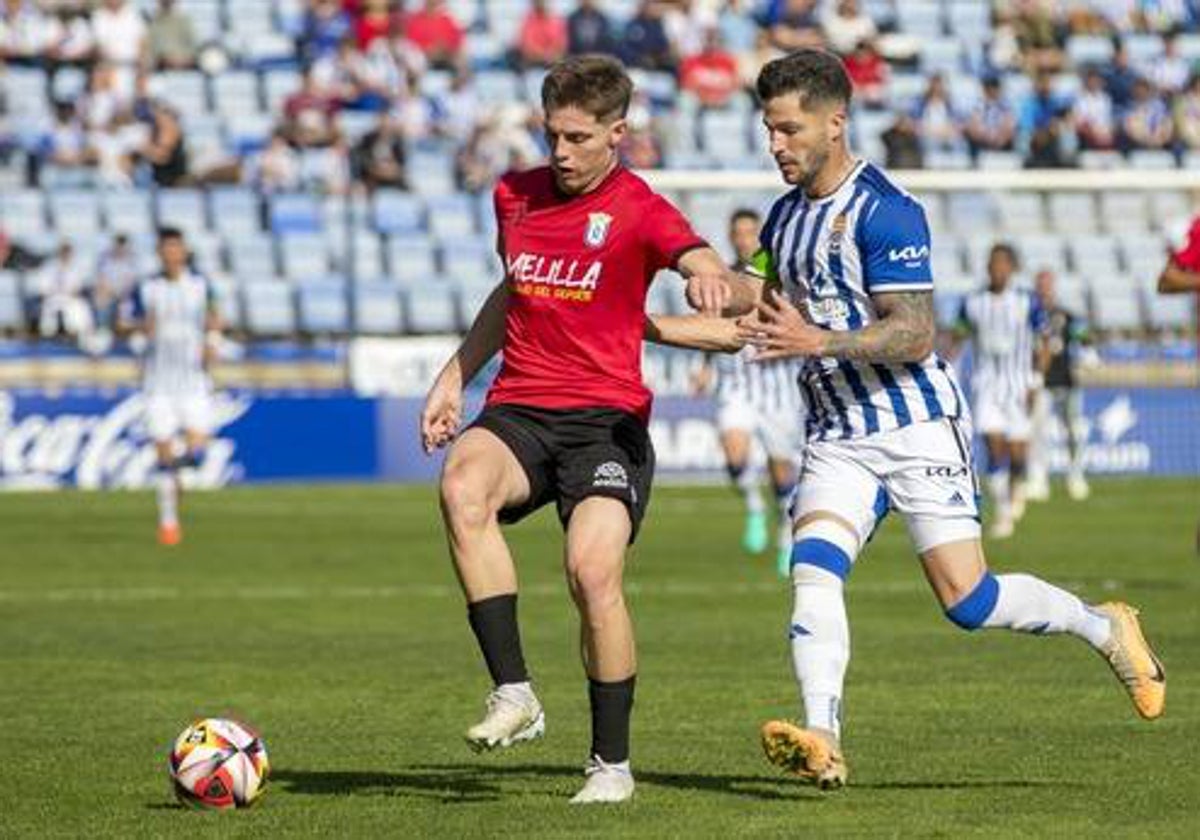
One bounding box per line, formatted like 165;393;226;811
168;717;270;810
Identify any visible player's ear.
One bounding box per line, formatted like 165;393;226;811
607;117;628;149
827;106;848;144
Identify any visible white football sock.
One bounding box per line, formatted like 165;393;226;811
987;470;1011;518
734;464;765;516
983;573;1111;649
157;469;179;528
790;564;849;738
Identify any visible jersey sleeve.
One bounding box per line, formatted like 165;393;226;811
855;195;933;294
1169;216;1200;272
1028;292;1047;331
641;193;707;273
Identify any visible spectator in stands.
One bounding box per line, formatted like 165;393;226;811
881;112;923;169
403;0;465;70
736;28;783;92
985;6;1022;74
91;0;147;97
1102;41;1139;111
514;0;567;70
679;28;740;109
392;67;436;140
299;0;353;64
147;0;197;71
717;0;759;55
842;38;888;108
352;111;408;190
567;0;616;56
41;99;94;174
0;0;51;65
34;240;93;342
965;75;1017;156
45;7;95;71
767;0;824;52
284;66;342;148
1012;0;1065;73
819;0;875;57
93;233;138;332
619;89;662;168
249;128;302;193
1173;73;1200;151
620;1;673;72
1147;31;1190;96
0;226;43;271
140;98;188;186
663;0;714;61
315;35;394;112
1121;77;1174;151
1019;69;1072;167
911;73;964;153
304;136;351;194
436;65;478;143
1072;67;1117;150
355;0;402;52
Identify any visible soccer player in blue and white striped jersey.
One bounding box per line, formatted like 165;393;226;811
654;49;1165;788
957;243;1047;538
123;227;222;547
694;209;805;575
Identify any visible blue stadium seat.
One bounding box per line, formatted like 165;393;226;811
372;191;425;235
1090;281;1143;333
353;283;405;334
330;231;384;277
934;291;965;329
407;150;457;196
995;192;1046;233
1149;192;1188;231
156;189;208;238
211;188;263;236
441;237;494;282
1124;33;1165;64
1099;193;1150;234
159;70;209;114
1144;287;1194;331
297;277;350;334
1066;235;1118;277
427;194;477;239
1013;234;1069;276
213;71;263;118
47;189;102;238
387;236;438;284
920;39;964;75
226;113;274;155
270;194;323;234
0;190;48;238
945;192;996;236
896;1;944;38
243;32;298;69
1077;150;1124;170
1047;192;1098;234
262;68;302;113
103;191;154;236
1128;150;1177;170
1117;234;1170;280
209;278;243;332
700;109;750;163
242;282;296;336
976;151;1022;171
1066;35;1114;67
1054;274;1091;318
0;281;24;332
404;285;458;334
455;280;496;330
188;233;226;276
278;232;330;278
227;237;278;281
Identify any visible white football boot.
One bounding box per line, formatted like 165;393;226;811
569;755;635;804
464;683;545;752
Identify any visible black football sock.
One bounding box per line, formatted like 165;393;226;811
467;594;530;686
589;675;636;764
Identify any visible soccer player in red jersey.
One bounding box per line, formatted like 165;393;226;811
421;55;736;804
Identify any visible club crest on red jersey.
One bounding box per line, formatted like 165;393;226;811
584;213;613;248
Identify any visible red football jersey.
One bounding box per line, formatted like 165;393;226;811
1169;214;1200;334
486;165;706;422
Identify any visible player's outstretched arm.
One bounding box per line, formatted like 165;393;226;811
675;247;748;315
644;314;743;352
741;288;934;364
1158;261;1200;294
421;281;509;452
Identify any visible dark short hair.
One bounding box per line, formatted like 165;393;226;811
542;54;633;122
990;242;1019;267
157;225;185;242
756;49;852;110
730;208;761;226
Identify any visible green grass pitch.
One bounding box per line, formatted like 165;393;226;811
1;479;1197;838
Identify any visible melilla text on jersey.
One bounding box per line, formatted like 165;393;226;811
507;252;603;303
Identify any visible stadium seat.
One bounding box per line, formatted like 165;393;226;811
0;190;48;238
226;113;274;155
896;1;944;38
156;189;208;238
946;2;990;43
47;189;102;238
920;39;964;75
158;70;209;114
1144;288;1195;332
700;109;750;163
1117;234;1170;281
242;33;297;69
0;282;24;332
210;188;263;236
995;192;1046;233
931;236;964;278
296;277;350;334
1053;274;1091;318
1090;282;1144;333
1176;33;1200;63
102;191;154;236
934;291;965;329
352;282;405;334
242;281;296;336
1066;35;1114;67
1099;193;1150;234
404;285;458;334
209;278;244;332
441;237;495;282
887;73;928;111
407;150;457;196
1149;192;1189;231
372;191;425;236
262;68;303;113
945;192;995;236
1013;234;1068;276
269;194;323;234
455;279;496;330
387;236;438;283
427;194;477;239
1124;33;1166;64
213;71;263;119
1128;150;1177;170
227;237;279;281
475;70;519;101
976;151;1022;170
1047;192;1099;234
278;232;331;278
1066;235;1119;277
330;232;385;278
924;149;972;171
1077;150;1124;170
188;233;226;277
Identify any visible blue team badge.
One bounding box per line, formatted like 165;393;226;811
827;213;847;255
584;213;613;248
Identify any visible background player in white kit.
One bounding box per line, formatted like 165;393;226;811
123;227;221;546
693;209;804;576
955;244;1046;539
654;49;1165;789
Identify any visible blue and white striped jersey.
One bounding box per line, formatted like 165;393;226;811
713;346;804;416
959;286;1045;399
130;270;215;395
755;160;966;441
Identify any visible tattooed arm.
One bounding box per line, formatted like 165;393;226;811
738;289;935;364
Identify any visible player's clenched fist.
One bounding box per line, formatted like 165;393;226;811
421;377;462;452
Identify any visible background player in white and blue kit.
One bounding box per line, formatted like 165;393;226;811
123;227;221;546
693;209;804;575
956;243;1047;538
656;50;1164;788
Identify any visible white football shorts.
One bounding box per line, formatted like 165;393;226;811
716;398;805;462
794;417;981;556
972;385;1032;441
145;391;213;441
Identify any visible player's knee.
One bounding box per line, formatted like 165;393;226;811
943;572;999;631
565;557;623;612
790;519;859;581
439;463;495;531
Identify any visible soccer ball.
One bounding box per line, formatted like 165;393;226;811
168;718;270;809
